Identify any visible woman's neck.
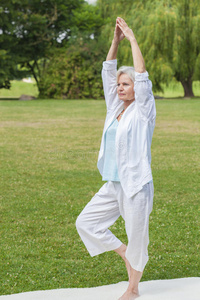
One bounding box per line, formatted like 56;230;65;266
123;99;135;110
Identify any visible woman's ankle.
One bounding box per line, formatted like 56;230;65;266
127;285;139;295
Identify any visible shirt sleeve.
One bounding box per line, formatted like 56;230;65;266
101;59;122;111
134;71;156;121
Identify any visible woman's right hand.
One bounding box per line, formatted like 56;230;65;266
113;19;125;44
116;17;135;42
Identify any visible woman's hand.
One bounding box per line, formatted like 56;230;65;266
113;19;125;44
116;17;135;42
116;17;145;72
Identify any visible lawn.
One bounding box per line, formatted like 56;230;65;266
0;98;199;296
0;80;38;99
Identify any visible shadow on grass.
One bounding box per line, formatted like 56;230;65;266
0;97;20;100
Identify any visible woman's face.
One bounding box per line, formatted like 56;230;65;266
117;73;135;102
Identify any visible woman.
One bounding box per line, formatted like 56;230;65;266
76;17;156;300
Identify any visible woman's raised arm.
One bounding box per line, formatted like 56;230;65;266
116;17;146;73
106;19;125;61
116;17;156;121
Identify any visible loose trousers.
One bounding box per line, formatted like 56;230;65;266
76;180;154;272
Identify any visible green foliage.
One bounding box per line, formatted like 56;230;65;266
97;0;200;97
0;0;104;94
133;1;176;91
73;2;105;38
97;0;136;19
39;38;107;99
0;1;17;88
0;50;12;89
2;0;199;98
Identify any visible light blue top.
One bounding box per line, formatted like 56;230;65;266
102;118;120;182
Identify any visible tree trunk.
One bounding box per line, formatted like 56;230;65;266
27;62;39;87
180;79;194;98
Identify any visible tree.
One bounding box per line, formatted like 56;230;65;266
97;0;200;97
38;37;107;99
137;0;200;97
0;0;104;94
172;0;200;97
0;3;18;88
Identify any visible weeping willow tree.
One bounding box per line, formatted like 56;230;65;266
98;0;200;97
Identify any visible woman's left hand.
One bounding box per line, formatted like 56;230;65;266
114;20;125;44
116;17;135;42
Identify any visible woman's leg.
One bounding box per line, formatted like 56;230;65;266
76;181;123;257
114;244;132;281
117;181;154;299
124;182;153;272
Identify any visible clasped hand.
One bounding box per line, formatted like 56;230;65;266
114;17;135;44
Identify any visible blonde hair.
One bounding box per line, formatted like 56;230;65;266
116;66;135;83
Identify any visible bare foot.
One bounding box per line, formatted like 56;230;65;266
118;289;139;300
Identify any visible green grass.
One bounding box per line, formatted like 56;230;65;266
0;80;38;99
0;99;199;296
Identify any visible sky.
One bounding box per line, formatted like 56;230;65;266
86;0;97;4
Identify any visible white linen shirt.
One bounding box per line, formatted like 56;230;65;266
97;59;156;199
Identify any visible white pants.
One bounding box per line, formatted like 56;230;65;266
76;180;154;272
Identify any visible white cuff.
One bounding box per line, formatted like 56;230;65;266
135;71;149;81
102;59;117;70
